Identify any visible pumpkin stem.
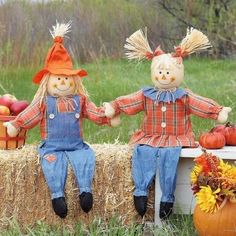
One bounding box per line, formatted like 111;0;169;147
226;122;231;127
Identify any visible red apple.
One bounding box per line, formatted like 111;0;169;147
0;96;14;109
2;94;17;102
10;100;29;115
0;105;10;115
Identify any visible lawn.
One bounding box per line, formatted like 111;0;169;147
0;58;235;235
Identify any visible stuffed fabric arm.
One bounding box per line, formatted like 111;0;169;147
82;96;117;126
104;90;145;118
187;90;228;120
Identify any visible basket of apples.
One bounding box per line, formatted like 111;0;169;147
0;94;29;150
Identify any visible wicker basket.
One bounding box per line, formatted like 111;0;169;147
0;116;27;150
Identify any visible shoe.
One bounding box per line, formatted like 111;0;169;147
159;202;173;220
79;192;93;213
52;197;67;218
134;196;148;217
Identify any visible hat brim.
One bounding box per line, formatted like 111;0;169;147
33;68;88;84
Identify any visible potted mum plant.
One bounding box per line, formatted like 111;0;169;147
191;150;236;236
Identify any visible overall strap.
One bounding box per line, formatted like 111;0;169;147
73;95;81;114
46;96;57;115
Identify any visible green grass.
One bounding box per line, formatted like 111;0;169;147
0;58;235;234
0;58;235;144
1;215;197;235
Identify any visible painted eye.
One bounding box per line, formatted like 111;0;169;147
167;71;170;74
159;71;162;74
57;78;61;80
65;77;68;80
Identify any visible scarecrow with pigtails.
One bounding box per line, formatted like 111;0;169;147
104;28;231;219
3;22;119;219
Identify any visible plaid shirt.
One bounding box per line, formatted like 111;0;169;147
111;89;223;147
11;95;109;140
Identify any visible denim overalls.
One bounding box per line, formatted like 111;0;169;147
39;95;95;199
132;145;181;202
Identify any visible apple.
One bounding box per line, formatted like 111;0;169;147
10;100;29;115
2;94;17;102
0;96;14;109
0;105;10;115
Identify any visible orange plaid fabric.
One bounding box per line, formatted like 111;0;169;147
11;95;109;140
111;89;223;147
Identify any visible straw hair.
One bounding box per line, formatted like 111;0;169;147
124;28;153;60
49;21;72;39
73;75;89;97
176;28;212;56
32;74;89;106
32;74;50;106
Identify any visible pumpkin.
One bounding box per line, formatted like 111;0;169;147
199;131;225;149
224;123;236;146
211;124;226;135
194;201;236;236
211;122;236;146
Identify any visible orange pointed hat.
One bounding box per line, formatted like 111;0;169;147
33;21;87;84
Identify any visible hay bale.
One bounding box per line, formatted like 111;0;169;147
0;144;154;228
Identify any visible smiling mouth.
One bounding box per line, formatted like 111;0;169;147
56;86;71;91
155;77;175;85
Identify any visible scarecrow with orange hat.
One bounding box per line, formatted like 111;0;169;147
104;28;231;219
3;22;119;218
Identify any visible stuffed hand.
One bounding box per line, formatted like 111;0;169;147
3;122;19;137
103;102;116;118
110;115;120;127
217;107;232;123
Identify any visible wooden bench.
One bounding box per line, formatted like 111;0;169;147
154;146;236;225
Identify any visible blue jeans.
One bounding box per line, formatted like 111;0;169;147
40;141;95;199
39;96;95;199
132;144;181;202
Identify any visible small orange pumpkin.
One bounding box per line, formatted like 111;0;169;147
199;131;225;149
194;201;236;236
211;122;236;146
224;123;236;146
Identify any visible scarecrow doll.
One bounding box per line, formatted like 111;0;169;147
3;22;119;218
104;28;231;219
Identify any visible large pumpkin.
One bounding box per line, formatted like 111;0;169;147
194;201;236;236
199;132;225;149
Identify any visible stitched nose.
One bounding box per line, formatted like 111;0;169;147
60;80;66;85
161;75;167;80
